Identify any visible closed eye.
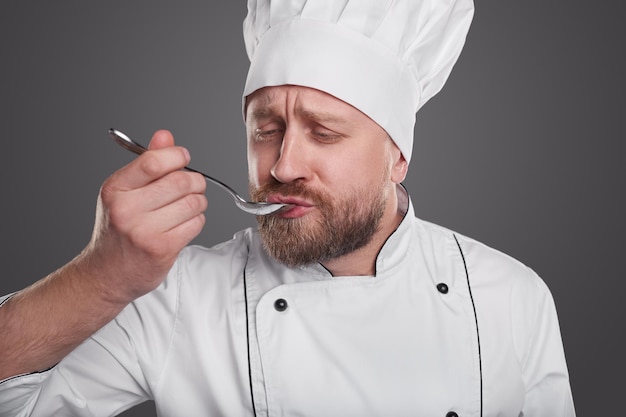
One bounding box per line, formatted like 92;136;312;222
311;128;343;144
254;128;284;143
309;123;344;144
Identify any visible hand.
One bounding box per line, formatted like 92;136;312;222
0;130;207;379
82;130;207;305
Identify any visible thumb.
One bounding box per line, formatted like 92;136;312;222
148;129;176;150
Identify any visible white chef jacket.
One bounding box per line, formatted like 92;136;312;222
0;193;575;417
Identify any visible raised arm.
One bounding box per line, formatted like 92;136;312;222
0;130;207;380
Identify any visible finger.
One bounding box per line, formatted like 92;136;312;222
133;170;207;213
151;193;209;234
148;129;176;150
107;130;190;191
124;193;208;254
164;212;207;249
108;145;192;191
101;170;206;245
142;212;207;263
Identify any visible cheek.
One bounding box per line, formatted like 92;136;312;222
342;146;391;180
247;144;275;186
246;141;260;185
316;153;374;190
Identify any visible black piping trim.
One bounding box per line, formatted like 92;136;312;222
0;364;56;386
242;267;258;416
453;234;483;417
320;184;410;278
367;183;409;276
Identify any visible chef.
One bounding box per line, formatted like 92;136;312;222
0;0;575;416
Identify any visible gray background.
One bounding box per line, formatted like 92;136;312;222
1;1;623;416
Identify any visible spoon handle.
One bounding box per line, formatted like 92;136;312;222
109;128;147;156
108;128;243;202
108;128;290;215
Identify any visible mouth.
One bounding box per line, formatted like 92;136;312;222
266;194;315;218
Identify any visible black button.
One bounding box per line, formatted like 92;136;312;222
437;283;449;294
274;298;288;312
446;412;459;417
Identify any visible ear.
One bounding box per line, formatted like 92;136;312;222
389;143;408;184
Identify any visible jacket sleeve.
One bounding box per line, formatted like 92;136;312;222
0;256;183;417
514;276;576;417
0;331;151;417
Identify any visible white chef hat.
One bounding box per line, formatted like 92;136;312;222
243;0;474;163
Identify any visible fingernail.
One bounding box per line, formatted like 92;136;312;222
182;147;191;163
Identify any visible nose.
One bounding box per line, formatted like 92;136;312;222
270;130;310;184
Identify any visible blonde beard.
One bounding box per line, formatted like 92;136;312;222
251;177;389;268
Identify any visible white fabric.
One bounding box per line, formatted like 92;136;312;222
0;195;575;416
243;0;475;162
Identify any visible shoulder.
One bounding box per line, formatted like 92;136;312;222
411;217;550;299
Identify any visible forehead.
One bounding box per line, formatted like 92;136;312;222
245;85;364;121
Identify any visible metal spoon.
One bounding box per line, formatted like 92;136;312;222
108;129;290;215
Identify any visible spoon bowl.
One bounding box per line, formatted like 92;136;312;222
108;129;290;216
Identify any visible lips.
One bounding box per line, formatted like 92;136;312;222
266;194;315;218
267;194;313;206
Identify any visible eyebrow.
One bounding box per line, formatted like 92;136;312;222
247;90;275;121
297;109;345;124
250;107;274;121
249;106;346;125
247;89;348;125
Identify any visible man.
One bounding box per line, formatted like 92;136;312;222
0;0;575;416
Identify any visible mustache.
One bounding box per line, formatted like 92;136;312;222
250;180;329;205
